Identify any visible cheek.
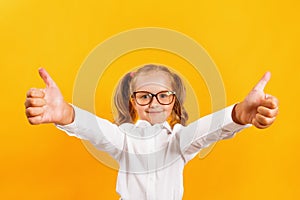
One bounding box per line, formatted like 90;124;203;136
133;103;145;116
166;104;175;115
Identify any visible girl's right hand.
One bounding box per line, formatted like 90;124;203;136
25;68;74;125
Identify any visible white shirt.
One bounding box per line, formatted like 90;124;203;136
56;105;250;200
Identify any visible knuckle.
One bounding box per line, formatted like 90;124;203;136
254;120;263;129
270;109;277;117
28;118;37;125
28;117;41;125
257;114;267;125
25;108;30;116
261;117;268;125
28;118;35;125
27;88;44;98
24;100;28;107
25;98;32;107
270;101;276;108
26;107;32;116
265;110;273;117
255;120;268;129
25;99;32;108
26;107;35;116
30;98;36;106
28;88;36;96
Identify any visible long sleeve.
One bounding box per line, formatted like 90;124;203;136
55;105;124;161
178;105;251;163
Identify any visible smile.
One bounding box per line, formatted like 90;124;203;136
146;110;163;113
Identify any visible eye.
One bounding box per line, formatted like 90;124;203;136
136;92;152;99
140;94;151;99
158;93;168;98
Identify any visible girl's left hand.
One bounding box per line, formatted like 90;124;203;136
232;72;279;129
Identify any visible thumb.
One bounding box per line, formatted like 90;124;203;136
38;67;57;88
253;71;271;91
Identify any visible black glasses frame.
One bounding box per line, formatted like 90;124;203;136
132;91;176;106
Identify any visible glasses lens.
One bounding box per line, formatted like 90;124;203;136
157;91;175;105
135;92;152;105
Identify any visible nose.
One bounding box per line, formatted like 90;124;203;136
149;96;160;107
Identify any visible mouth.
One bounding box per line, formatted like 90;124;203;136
145;110;167;123
146;110;163;114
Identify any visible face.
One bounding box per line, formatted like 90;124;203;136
131;71;175;125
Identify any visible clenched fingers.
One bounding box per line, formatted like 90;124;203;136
260;95;279;109
25;107;44;118
257;106;279;118
24;97;46;108
252;118;269;129
27;116;43;125
26;88;45;98
252;113;276;129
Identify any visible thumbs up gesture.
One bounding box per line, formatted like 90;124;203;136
25;68;74;125
232;72;279;129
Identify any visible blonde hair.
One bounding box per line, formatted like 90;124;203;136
114;64;188;128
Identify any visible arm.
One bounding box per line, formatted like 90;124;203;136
56;105;124;159
179;72;279;162
179;105;250;162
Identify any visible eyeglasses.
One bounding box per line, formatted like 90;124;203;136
132;91;176;106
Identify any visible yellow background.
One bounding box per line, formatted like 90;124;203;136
1;0;299;199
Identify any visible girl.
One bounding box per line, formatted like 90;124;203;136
25;64;278;200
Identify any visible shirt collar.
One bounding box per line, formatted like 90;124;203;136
135;120;173;133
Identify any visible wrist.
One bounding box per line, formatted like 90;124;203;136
232;103;246;125
58;103;75;125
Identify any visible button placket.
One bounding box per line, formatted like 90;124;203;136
146;127;157;200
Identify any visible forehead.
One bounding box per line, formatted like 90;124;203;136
134;71;173;92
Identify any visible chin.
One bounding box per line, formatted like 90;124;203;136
145;112;168;124
148;117;167;124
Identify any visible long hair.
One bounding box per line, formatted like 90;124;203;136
114;64;188;128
